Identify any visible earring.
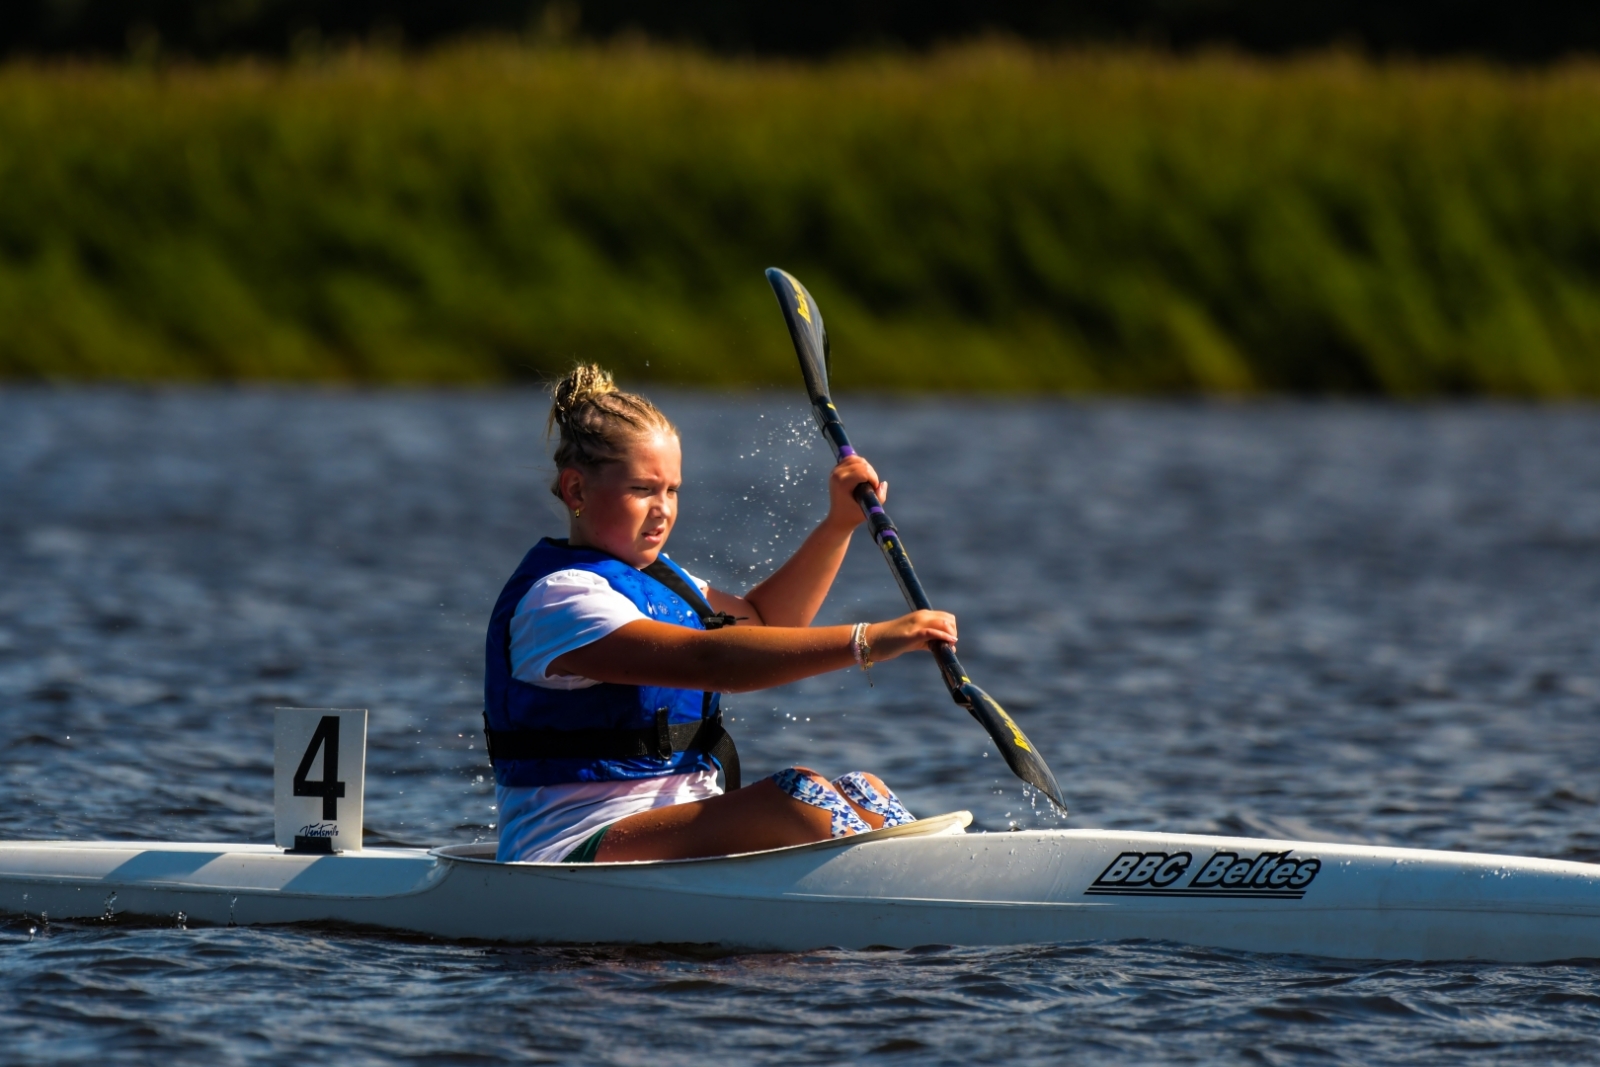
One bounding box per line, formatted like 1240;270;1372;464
573;507;582;519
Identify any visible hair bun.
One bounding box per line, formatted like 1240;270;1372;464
548;363;618;434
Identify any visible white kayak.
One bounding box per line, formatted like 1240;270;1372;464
5;812;1600;962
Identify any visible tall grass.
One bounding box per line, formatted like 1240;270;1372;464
4;43;1600;394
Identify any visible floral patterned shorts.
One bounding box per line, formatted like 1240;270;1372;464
770;768;917;837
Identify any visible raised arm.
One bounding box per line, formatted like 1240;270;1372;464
551;610;956;693
705;455;883;627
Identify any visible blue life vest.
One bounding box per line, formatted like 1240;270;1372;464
483;538;724;787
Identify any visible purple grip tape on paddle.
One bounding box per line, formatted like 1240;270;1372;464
865;503;898;544
837;445;857;457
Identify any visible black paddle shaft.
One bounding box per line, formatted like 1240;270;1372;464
764;267;1068;814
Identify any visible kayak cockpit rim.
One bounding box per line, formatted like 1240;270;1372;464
429;810;975;867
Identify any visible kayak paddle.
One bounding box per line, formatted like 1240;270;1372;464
764;267;1069;815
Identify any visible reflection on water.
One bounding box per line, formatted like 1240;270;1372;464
4;389;1600;1063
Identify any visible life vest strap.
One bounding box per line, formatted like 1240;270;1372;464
642;559;741;629
484;710;741;790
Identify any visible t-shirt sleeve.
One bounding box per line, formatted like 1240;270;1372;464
508;570;647;690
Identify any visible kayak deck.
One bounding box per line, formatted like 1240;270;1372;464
4;815;1599;963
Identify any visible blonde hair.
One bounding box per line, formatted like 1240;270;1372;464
547;363;677;497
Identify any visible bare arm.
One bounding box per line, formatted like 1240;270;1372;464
551;610;956;693
701;455;883;627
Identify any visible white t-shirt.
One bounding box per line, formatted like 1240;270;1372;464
495;562;725;863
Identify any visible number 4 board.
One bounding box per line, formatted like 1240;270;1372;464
274;707;367;853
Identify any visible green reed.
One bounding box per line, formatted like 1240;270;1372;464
4;43;1600;394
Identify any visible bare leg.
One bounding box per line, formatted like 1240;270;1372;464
597;768;874;862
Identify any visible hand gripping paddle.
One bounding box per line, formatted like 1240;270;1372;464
764;267;1068;815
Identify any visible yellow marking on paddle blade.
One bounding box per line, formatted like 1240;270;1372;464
788;277;812;324
1001;710;1032;752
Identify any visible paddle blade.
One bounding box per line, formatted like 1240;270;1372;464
959;682;1068;815
765;267;831;403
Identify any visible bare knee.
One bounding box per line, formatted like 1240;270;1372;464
770;767;872;837
841;773;892;829
830;770;916;829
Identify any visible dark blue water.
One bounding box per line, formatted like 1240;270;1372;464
4;389;1600;1064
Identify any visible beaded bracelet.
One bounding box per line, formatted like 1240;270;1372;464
851;622;874;687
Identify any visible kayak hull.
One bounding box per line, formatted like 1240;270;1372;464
4;816;1599;963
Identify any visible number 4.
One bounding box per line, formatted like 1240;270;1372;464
293;715;346;819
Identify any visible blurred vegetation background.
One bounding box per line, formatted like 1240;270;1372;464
9;0;1600;63
4;8;1600;393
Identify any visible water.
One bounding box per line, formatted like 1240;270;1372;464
4;389;1600;1064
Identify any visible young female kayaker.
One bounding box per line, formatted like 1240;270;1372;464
485;364;957;864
